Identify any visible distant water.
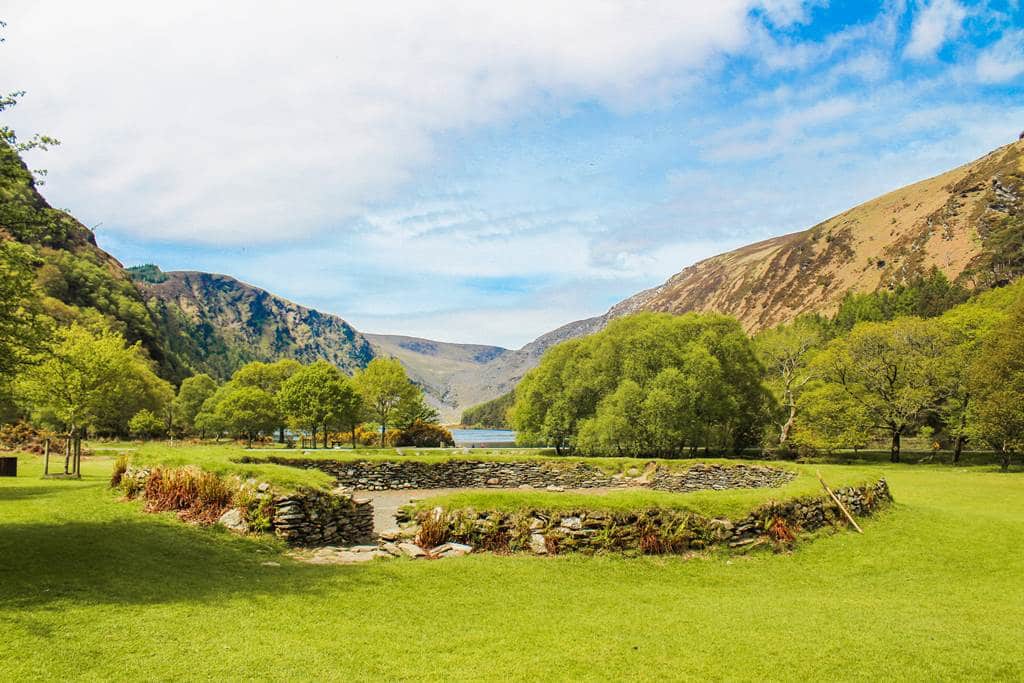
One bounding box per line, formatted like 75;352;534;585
451;428;517;446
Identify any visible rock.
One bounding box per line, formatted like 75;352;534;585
350;545;379;553
529;533;548;555
560;516;582;531
398;542;428;559
379;528;402;541
218;508;249;533
431;542;473;558
257;482;271;492
546;485;565;493
519;484;533;489
529;518;545;530
261;561;281;567
486;477;500;486
381;542;403;557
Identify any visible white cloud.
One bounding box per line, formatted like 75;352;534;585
975;30;1024;83
904;0;967;60
3;0;788;245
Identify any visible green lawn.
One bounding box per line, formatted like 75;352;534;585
1;455;1022;681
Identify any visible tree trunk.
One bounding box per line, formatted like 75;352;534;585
890;429;901;463
322;422;329;449
351;426;357;449
247;433;254;448
278;426;285;444
311;426;317;449
380;421;386;448
954;434;966;465
779;404;797;447
1002;447;1011;472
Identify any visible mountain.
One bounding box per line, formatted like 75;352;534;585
599;139;1024;331
131;269;375;380
7;136;1022;423
131;269;538;421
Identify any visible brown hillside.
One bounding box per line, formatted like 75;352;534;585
608;139;1024;331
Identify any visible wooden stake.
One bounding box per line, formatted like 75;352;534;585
817;471;863;534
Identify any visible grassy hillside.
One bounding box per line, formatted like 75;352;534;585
606;139;1024;331
460;390;514;428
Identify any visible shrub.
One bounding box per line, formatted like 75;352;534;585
128;409;166;440
354;424;401;447
395;420;455;447
0;422;54;454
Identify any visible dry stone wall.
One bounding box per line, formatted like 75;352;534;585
247;457;796;493
272;490;374;547
414;479;892;555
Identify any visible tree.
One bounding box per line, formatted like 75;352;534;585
172;373;218;436
755;316;827;448
813;318;952;462
231;359;301;443
967;303;1024;470
512;312;771;456
277;361;360;448
129;409;165;440
0;241;51;378
936;304;1007;463
213;385;280;447
18;324;173;472
353;358;418;447
0;20;61;159
791;383;871;453
393;392;440;430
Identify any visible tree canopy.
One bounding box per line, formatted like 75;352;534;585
17;324;173;437
512;312;771;456
353;358;419;447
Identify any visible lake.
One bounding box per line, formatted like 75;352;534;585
450;428;517;446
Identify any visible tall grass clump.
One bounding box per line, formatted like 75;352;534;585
109;454;129;488
143;466;234;524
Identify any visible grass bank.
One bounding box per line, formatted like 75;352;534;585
2;455;1022;679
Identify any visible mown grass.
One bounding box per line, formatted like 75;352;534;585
416;463;883;519
1;454;1023;680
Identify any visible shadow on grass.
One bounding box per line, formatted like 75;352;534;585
0;517;384;612
0;485;67;502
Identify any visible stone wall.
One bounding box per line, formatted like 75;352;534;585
414;478;892;555
649;463;793;492
272;490;374;546
119;465;373;547
248;456;796;493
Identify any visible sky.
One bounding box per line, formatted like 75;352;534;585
4;1;1024;348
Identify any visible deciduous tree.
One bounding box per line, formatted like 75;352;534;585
353;358;417;447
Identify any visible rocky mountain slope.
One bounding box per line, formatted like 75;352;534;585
132;269;375;381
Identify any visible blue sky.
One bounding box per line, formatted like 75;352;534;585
5;1;1024;347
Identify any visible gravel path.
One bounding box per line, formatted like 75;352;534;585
360;487;621;536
